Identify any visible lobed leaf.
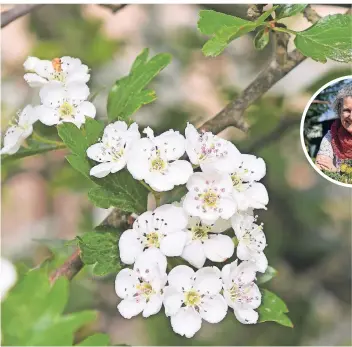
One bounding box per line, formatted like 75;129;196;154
258;289;293;328
294;14;352;63
77;231;122;276
107;48;172;121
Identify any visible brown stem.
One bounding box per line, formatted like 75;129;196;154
1;4;43;28
303;5;322;24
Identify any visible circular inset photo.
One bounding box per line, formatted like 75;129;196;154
301;76;352;187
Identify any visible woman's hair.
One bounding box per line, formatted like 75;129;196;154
333;82;352;117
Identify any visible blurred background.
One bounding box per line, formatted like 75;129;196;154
1;3;351;346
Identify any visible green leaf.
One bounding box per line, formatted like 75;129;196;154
107;48;172;121
1;270;98;345
1;143;65;164
294;14;352;63
254;28;270;50
275;4;307;20
84;118;105;146
198;10;250;35
88;186;139;212
258;289;293;328
66;154;91;178
58;123;88;157
77;231;122;276
76;333;110;346
257;266;278;284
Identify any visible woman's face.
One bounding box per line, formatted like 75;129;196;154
341;96;352;134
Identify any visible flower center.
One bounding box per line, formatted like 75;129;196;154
191;224;211;241
150;154;167;172
184;289;201;307
200;190;218;208
229;284;241;301
197;133;228;162
145;232;160;248
228;283;254;304
136;282;154;300
59;102;74;119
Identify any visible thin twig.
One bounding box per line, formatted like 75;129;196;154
1;4;43;28
99;4;128;13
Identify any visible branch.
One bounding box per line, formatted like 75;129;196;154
99;4;128;13
1;4;43;28
303;5;321;24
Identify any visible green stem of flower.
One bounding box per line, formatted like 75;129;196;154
139;180;154;193
271;26;297;36
154;192;162;207
32;132;65;146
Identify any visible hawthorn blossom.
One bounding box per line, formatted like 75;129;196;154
231;210;267;273
227;154;269;211
1;105;38;155
87;121;140;178
23;56;89;88
118;204;188;265
181;215;234;269
126;127;193;192
0;258;17;301
222;260;261;324
164;265;227;338
36;83;95;127
183;171;237;225
185;123;241;172
115;249;167;319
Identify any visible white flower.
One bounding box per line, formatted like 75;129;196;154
87;121;140;178
23;56;90;88
36;83;95;128
0;257;17;301
231;210;268;273
1;105;38;155
181;215;234;269
185;123;241;172
183;171;237;225
115;249;167;319
222;260;261;324
118;204;188;265
164;265;227;338
228;154;269;211
126;127;193;192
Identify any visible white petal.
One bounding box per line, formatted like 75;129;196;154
144;172;175;192
23;73;47;87
185;123;201;165
231;210;255;238
66;83;90;103
23;56;41;71
111;121;128;132
221;260;238;287
155;130;186;161
118;298;146;319
133;211;153;233
18;105;38;126
0;258;17;301
39;84;65;108
203;234;234;263
90;162;116;178
218;197;237;219
134;248;167;276
87;143;112;162
167;265;194;292
77;101;96;119
160;231;187;257
115;268;139;299
142;293;163;317
232;261;258;285
236;283;261;309
253;252;268;273
199;294;228;323
211;218;231;233
240;154;266;182
244;183;269;209
186;172;208;192
34;60;53;78
194;267;222;295
126;138;152;180
118;229;143;265
237;242;251;261
170;307;202;338
36;105;60;126
153;204;188;232
233;307;258;324
167;160;194;186
1;126;25;155
181;240;206;269
163;286;183;316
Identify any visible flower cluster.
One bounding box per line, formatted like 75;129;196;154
1;56;96;155
2;56;270;339
113;123;269;337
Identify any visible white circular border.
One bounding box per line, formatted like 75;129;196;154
300;74;352;189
